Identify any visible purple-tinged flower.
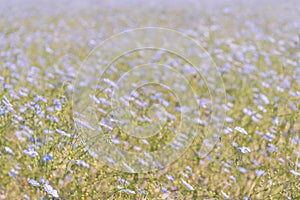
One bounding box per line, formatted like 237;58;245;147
28;178;40;187
133;146;142;151
264;132;276;142
223;127;233;134
253;160;260;166
53;99;61;111
259;93;270;104
238;147;251;154
232;142;238;147
166;174;175;181
137;189;147;195
47;115;59;123
243;108;253;116
225;117;234;123
267;144;278;153
44;130;54;135
290;170;300;177
238;167;247;174
106;157;116;164
221;190;230;199
44;183;59;198
181;178;194;190
55;129;71;137
138;158;148;166
23;147;38;158
8;168;19;178
257;105;267;112
272;117;280;125
117;177;130;185
182;172;189;178
29;138;38;142
34;95;47;103
116;185;124;190
235;127;248;135
42;154;53;162
186;166;193;174
121;161;135;173
122;189;135;195
229;175;236;181
255;170;265;177
195;118;208;125
77;160;90;168
5;146;14;155
103;78;118;88
162;187;171;194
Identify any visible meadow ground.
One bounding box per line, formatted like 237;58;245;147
1;0;300;199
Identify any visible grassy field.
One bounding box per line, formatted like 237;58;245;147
1;0;300;199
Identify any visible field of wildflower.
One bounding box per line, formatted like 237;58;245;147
1;0;300;199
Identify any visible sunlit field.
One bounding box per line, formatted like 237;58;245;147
1;0;300;199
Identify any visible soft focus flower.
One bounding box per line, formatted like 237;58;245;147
290;170;300;177
22;147;38;158
161;187;171;194
238;147;251;154
221;190;230;199
4;146;14;155
42;154;53;162
235;127;248;135
255;170;266;177
122;189;136;195
44;183;59;198
181;178;194;190
28;178;40;187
